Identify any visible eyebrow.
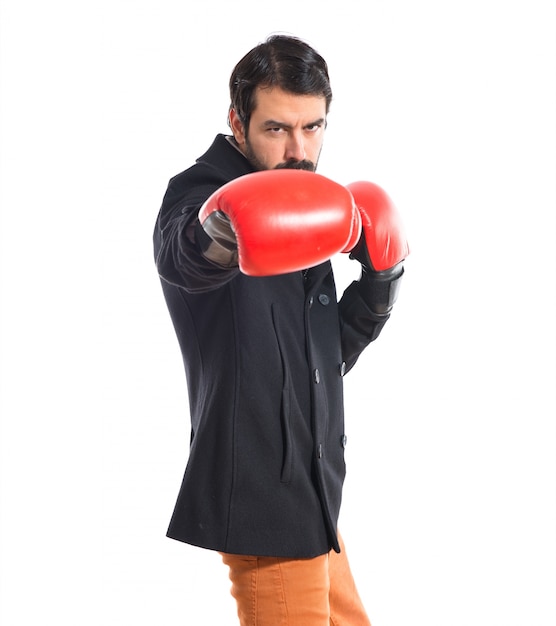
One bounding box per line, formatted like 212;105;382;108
262;118;326;130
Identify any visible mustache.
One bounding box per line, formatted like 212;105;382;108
274;159;316;171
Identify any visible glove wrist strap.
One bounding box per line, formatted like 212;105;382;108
195;213;238;268
360;263;404;315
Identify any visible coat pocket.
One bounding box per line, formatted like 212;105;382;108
279;383;293;484
271;303;295;484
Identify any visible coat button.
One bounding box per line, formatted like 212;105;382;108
341;435;347;448
318;294;330;306
313;368;320;384
308;296;314;307
339;361;347;376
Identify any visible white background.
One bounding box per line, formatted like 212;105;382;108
1;1;555;624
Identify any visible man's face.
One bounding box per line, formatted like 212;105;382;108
230;86;327;171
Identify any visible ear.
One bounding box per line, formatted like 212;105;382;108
229;108;246;146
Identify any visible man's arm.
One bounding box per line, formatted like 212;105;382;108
338;181;409;372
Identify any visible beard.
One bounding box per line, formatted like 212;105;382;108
274;159;316;171
243;137;318;172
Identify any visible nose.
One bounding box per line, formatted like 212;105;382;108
285;131;306;162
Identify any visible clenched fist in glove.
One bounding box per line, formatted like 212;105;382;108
196;169;362;276
346;181;409;315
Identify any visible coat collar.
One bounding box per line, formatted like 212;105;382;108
196;134;254;178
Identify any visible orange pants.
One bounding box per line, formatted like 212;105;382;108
220;533;371;625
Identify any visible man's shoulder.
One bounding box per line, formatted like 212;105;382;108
167;134;251;195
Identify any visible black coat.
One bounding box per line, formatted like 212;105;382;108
153;135;390;558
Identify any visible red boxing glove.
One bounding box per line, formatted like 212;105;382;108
344;181;409;316
346;181;409;272
197;170;361;276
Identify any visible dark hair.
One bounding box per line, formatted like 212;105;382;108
229;35;332;129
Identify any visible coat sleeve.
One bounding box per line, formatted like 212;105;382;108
337;276;392;374
153;179;240;294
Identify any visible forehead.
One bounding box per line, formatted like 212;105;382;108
251;86;327;122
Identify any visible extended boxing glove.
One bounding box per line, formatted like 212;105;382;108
196;169;362;276
346;181;409;315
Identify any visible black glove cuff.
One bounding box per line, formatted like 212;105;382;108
195;213;238;268
359;263;404;315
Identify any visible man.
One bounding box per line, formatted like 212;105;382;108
153;34;408;625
